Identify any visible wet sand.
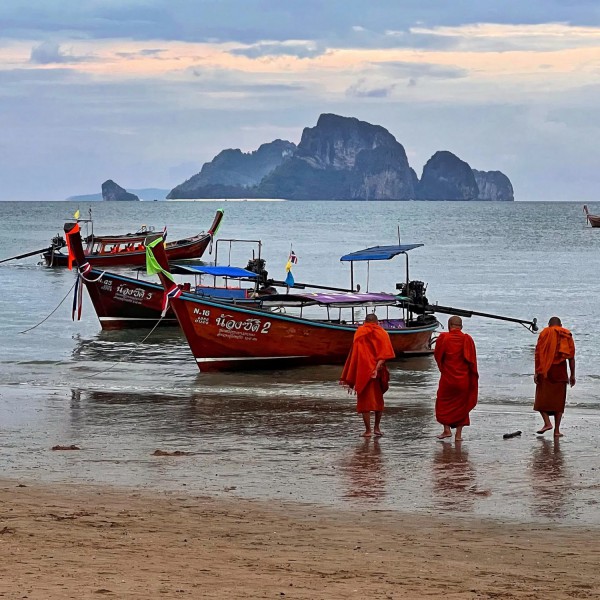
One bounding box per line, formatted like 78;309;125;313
2;381;600;525
1;479;599;599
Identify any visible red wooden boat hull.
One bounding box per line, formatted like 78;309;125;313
587;214;600;228
44;210;223;267
83;272;178;329
45;233;211;267
583;205;600;227
168;294;437;372
80;270;258;330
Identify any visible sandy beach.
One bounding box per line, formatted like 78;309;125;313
1;479;598;599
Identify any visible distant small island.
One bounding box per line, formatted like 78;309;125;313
101;180;140;202
67;185;170;202
167;114;514;201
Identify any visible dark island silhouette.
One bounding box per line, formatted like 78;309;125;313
167;114;514;201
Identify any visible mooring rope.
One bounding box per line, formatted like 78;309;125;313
80;270;105;283
18;279;77;334
85;314;166;379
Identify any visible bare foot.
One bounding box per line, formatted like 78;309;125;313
361;431;372;438
455;436;463;442
554;432;564;437
437;433;452;439
374;430;383;437
536;425;553;434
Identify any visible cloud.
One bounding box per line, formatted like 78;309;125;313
229;41;325;60
408;23;600;52
116;48;168;59
3;1;600;46
346;78;395;98
30;41;91;64
375;61;469;80
2;2;600;201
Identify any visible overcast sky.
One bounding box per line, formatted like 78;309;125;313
1;0;599;201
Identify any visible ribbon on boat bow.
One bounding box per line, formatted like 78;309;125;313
145;237;181;316
71;261;104;321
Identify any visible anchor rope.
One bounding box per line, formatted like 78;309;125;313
80;270;105;283
85;314;166;379
18;279;77;334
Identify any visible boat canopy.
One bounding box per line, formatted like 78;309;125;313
260;291;398;308
340;244;423;262
170;265;259;278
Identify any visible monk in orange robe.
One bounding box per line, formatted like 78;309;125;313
340;314;396;437
434;316;478;442
534;316;575;437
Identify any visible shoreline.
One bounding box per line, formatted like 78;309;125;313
2;383;600;526
1;478;598;599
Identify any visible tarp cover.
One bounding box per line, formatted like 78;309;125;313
171;265;258;278
261;291;398;307
340;244;423;262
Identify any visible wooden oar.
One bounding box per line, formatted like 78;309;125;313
0;247;53;264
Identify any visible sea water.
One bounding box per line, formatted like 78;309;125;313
0;200;598;524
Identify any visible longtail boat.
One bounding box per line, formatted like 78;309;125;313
64;225;268;329
583;205;600;227
44;209;224;267
148;239;438;372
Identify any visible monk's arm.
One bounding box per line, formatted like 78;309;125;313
533;341;542;383
568;357;576;387
371;359;385;378
433;335;445;370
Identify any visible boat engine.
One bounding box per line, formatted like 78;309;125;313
245;257;269;286
50;234;66;250
396;280;429;309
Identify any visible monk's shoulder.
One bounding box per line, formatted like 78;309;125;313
435;332;449;348
537;327;552;341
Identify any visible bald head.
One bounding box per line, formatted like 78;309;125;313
448;315;463;330
548;316;562;327
365;313;379;324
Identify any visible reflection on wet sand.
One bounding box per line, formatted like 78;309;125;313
432;441;478;512
341;438;386;502
47;387;599;524
71;330;188;365
529;437;570;519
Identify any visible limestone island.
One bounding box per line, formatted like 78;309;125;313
167;114;514;201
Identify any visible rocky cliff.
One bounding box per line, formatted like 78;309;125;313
258;114;416;200
167;140;296;199
101;180;140;201
473;169;514;201
417;151;479;201
166;114;514;201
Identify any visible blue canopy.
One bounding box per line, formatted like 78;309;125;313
340;244;424;262
171;265;259;278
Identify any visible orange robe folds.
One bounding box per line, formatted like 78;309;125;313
434;330;478;427
340;322;396;413
534;326;575;414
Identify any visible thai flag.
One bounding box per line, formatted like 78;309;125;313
162;284;182;316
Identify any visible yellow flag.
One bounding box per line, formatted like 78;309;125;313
74;209;80;219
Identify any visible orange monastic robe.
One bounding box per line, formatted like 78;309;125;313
340;322;396;413
534;325;575;414
434;330;478;427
